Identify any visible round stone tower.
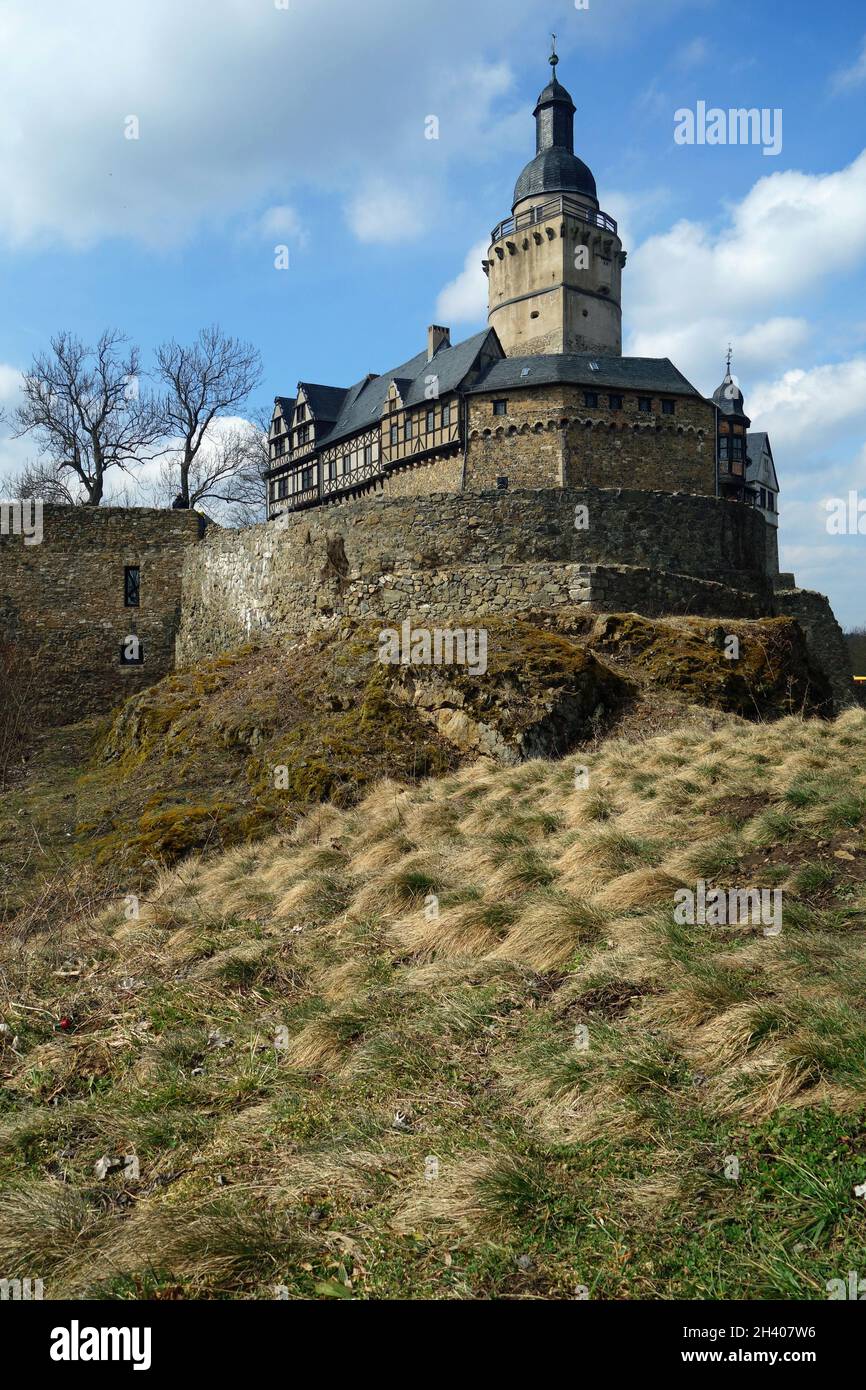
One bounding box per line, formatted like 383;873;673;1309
485;44;626;358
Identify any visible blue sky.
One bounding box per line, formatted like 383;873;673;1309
1;0;865;626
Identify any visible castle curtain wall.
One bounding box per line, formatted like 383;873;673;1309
0;506;202;725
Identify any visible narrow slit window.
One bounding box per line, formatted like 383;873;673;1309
124;566;140;608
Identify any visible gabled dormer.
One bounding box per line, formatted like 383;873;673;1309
269;396;295;464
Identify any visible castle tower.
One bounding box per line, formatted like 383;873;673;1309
485;41;626;358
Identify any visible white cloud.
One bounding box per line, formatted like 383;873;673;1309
0;0;709;252
0;0;527;251
346;180;426;246
255;205;307;245
0;364;22;404
831;36;866;94
748;359;866;455
628;151;866;337
436;239;489;324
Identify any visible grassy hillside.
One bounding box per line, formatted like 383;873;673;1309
1;706;865;1299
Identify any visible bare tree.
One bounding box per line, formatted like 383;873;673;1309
6;460;79;504
155;325;263;508
150;414;269;523
11;330;163;505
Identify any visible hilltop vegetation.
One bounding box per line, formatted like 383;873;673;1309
1;689;865;1299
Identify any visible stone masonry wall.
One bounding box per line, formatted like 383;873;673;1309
0;505;203;724
466;387;715;495
177;485;774;665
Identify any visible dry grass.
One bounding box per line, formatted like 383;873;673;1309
1;707;866;1298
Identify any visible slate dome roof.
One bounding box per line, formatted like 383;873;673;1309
513;147;598;207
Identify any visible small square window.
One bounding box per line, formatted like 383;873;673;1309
583;391;598;408
124;566;140;608
609;394;623;411
493;400;508;416
638;398;652;412
661;399;675;415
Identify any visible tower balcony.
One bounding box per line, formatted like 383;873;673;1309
491;195;617;245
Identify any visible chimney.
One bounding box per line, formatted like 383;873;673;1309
427;325;451;361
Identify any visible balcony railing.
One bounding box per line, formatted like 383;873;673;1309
491;196;617;244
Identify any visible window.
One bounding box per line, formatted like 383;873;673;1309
364;444;373;468
661;399;675;415
767;492;775;512
426;407;436;434
493;400;508;416
327;459;337;482
638;398;652;412
278;477;288;500
441;404;451;428
302;466;315;490
405;415;414;441
390;424;399;447
731;436;744;460
295;404;306;422
608;394;623;411
124;566;140;608
583;391;598;408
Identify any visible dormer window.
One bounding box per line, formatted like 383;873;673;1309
296;404;306;423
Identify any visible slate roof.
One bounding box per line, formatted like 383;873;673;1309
712;373;751;423
534;75;576;114
300;383;351;424
274;396;296;421
747;432;779;492
514;149;597;207
306;329;496;449
468;353;702;397
747;431;770;455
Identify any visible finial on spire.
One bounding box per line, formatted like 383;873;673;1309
550;33;559;71
726;343;733;375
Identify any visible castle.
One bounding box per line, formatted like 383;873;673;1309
0;50;852;725
264;47;780;567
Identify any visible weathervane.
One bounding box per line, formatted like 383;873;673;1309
726;343;733;375
550;33;559;71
